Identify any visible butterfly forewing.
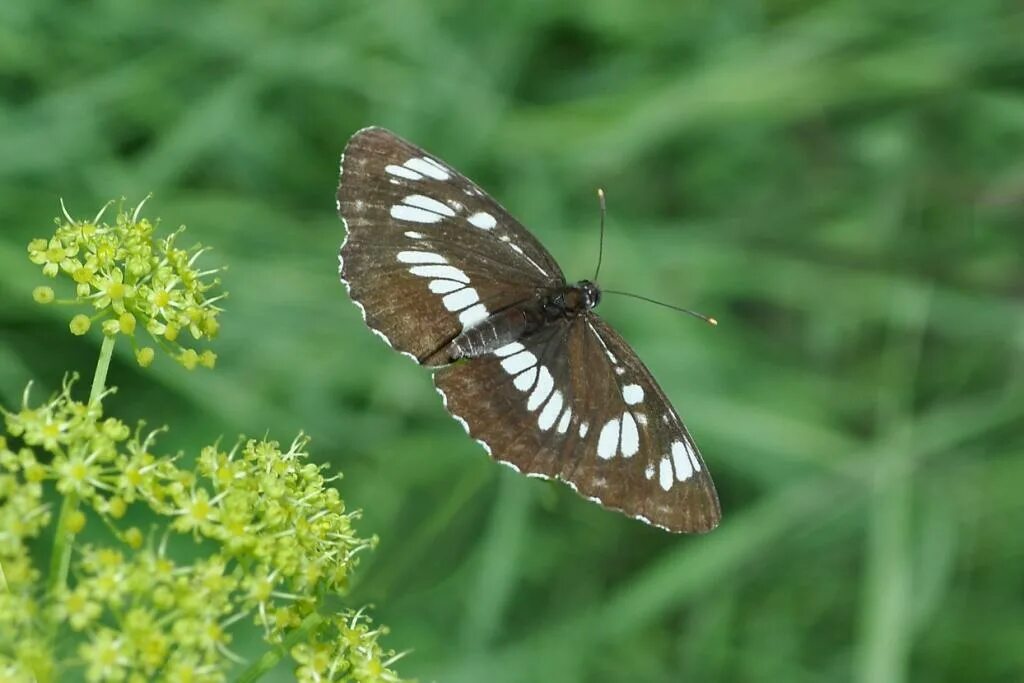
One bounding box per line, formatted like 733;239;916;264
434;314;720;533
338;127;563;364
582;315;720;532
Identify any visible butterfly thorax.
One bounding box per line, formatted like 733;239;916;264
440;280;601;364
547;279;601;317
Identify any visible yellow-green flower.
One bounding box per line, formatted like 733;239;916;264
172;487;219;535
32;286;54;304
92;267;134;312
58;586;102;631
1;381;406;682
26;199;226;370
80;628;130;682
70;314;92;336
135;347;155;367
28;236;77;277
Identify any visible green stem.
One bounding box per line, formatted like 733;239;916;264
46;492;79;597
89;334;116;406
235;611;325;683
46;335;116;622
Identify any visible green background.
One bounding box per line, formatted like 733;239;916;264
2;1;1023;681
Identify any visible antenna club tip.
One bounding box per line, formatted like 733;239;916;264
708;317;718;327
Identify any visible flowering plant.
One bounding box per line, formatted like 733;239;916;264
2;200;405;682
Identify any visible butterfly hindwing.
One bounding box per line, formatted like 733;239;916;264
433;314;720;533
338;127;564;365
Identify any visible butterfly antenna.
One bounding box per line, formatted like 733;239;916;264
602;289;718;326
593;188;606;282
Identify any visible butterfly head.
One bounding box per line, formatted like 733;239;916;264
568;280;602;313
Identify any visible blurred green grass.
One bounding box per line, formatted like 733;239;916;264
2;0;1023;681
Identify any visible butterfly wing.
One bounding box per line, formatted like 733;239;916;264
338;127;564;365
433;313;720;533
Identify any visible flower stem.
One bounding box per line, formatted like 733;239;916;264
46;492;79;598
89;334;116;406
47;335;116;620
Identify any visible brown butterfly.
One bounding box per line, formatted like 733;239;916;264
337;127;720;533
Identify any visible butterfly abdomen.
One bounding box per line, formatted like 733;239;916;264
442;303;543;362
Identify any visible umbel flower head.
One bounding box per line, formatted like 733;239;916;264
27;198;225;369
0;379;405;682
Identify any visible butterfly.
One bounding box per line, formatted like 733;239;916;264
336;127;720;533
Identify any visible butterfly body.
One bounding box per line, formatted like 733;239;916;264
337;127;721;533
444;280;601;363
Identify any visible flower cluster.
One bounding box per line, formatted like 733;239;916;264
292;610;403;683
27;199;224;369
0;381;405;682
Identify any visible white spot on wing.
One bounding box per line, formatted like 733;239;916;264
458;303;489;328
644;463;655;480
671;441;694;482
494;342;524;357
403;194;455;217
409;265;469;283
513;366;537;391
557;408;572;434
659;457;674;491
589;322;620;365
397;250;446;264
689;448;702;473
423;157;451;177
538;390;563;430
443;287;479;312
468;212;497;230
386;164;422;180
620;413;639;458
508;243;549;276
429;279;463;294
391;205;444;223
501;350;536;375
526;367;554;411
597;419;620;460
622;384;644;405
405;157;449;180
579;422;589;438
404;230;426;239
